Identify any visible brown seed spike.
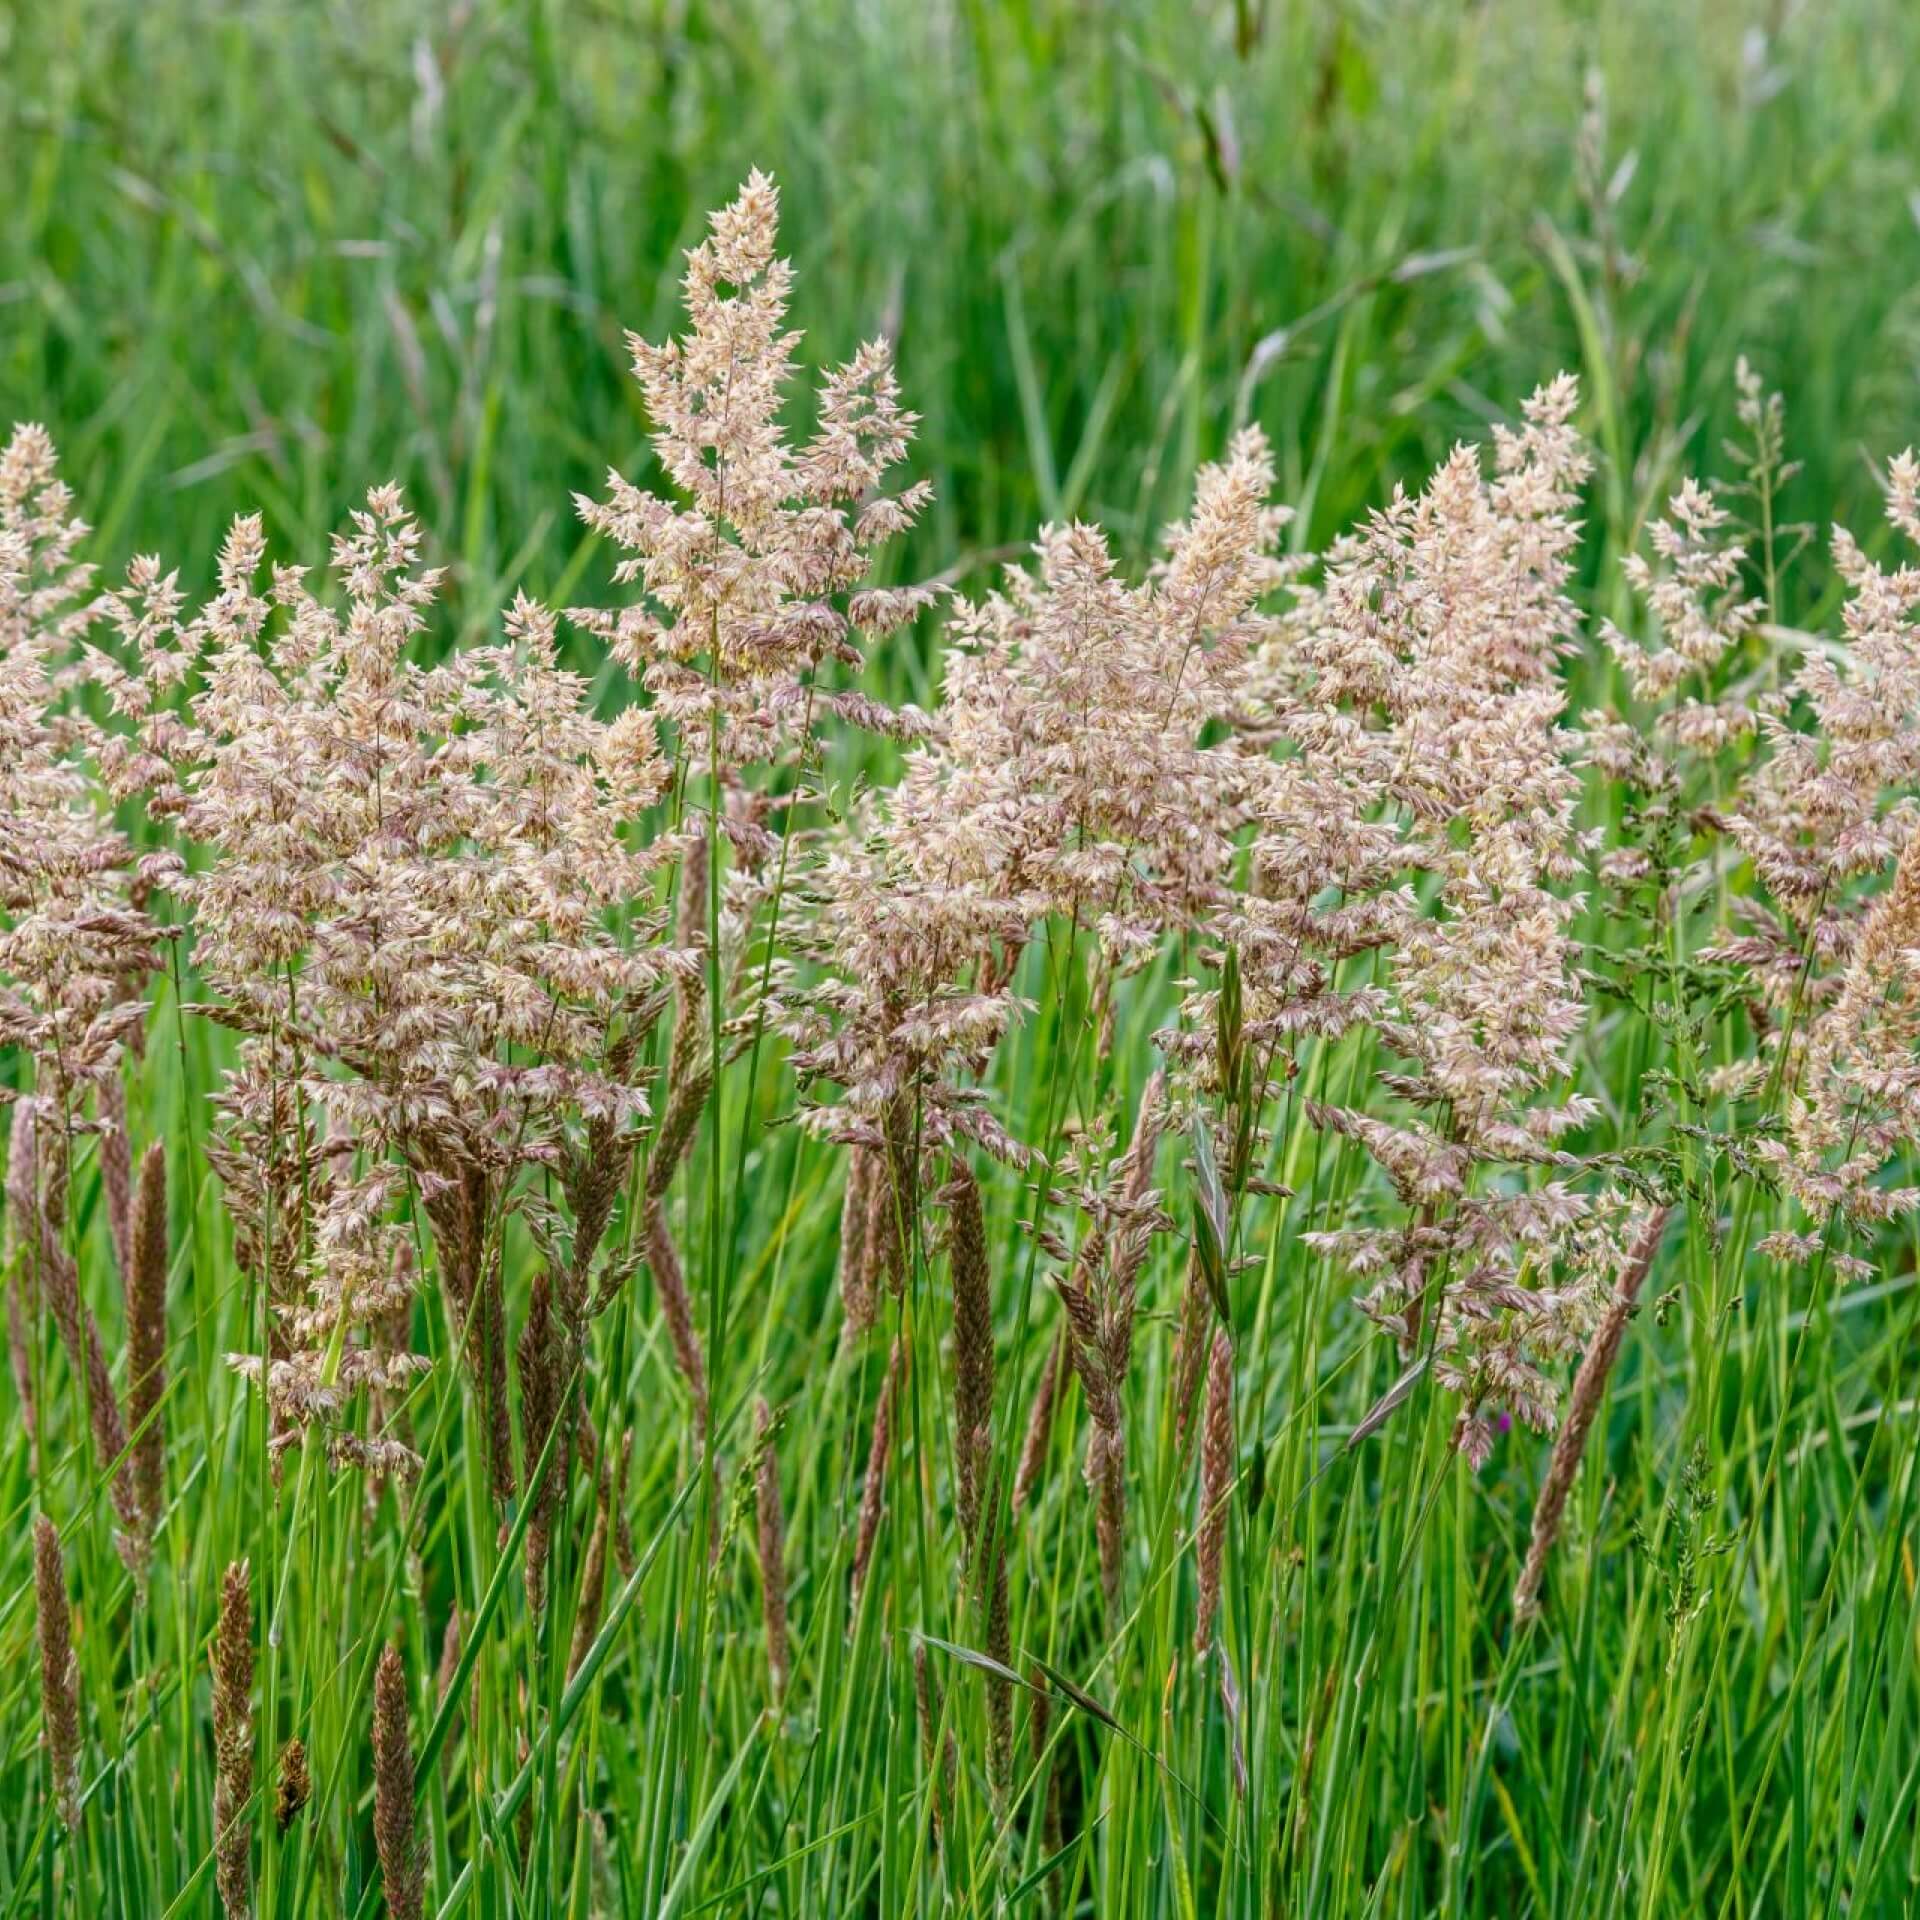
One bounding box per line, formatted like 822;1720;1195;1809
754;1398;790;1699
850;1340;901;1613
275;1738;311;1835
838;1146;876;1339
1513;1205;1671;1624
912;1641;944;1842
37;1151;140;1551
644;1203;709;1451
945;1160;995;1550
98;1072;134;1281
33;1516;82;1835
212;1558;254;1917
373;1643;424;1920
479;1257;515;1508
517;1271;563;1616
1195;1328;1233;1657
5;1105;40;1475
434;1611;464;1788
1171;1253;1211;1459
645;1061;713;1206
1012;1326;1066;1516
568;1482;612;1685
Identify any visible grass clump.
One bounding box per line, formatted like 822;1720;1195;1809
3;16;1920;1914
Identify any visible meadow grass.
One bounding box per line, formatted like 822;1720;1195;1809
5;4;1920;1917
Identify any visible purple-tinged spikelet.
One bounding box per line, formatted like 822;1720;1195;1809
212;1559;253;1917
850;1340;901;1612
754;1398;790;1699
1195;1329;1233;1657
33;1516;81;1834
946;1161;995;1550
1513;1205;1670;1622
373;1644;423;1920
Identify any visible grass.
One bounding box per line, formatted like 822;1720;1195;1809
8;1;1920;628
5;1;1920;1916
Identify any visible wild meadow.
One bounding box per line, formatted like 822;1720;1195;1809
5;4;1920;1917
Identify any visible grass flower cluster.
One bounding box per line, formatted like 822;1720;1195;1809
5;164;1920;1918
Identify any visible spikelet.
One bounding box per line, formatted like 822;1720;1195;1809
838;1146;877;1339
372;1644;423;1920
644;1061;713;1207
862;1144;904;1300
433;1611;464;1788
850;1340;902;1613
644;1203;708;1450
98;1071;134;1280
1042;1078;1172;1616
1091;1424;1127;1622
1055;1223;1125;1613
667;816;712;1089
912;1642;947;1843
4;1100;38;1473
212;1560;253;1918
563;1017;649;1324
753;1398;790;1700
607;1419;638;1581
275;1738;311;1836
4;1270;34;1475
36;1144;141;1553
1170;1254;1212;1457
518;1272;565;1615
477;1258;515;1506
1513;1206;1670;1622
1195;1328;1233;1657
945;1160;995;1551
568;1448;617;1684
1013;1326;1066;1515
33;1516;81;1834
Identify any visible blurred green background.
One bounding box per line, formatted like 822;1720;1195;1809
4;0;1917;655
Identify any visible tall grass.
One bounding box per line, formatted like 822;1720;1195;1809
4;5;1920;1919
6;1;1919;627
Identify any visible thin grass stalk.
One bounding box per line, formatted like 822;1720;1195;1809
124;1138;168;1556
